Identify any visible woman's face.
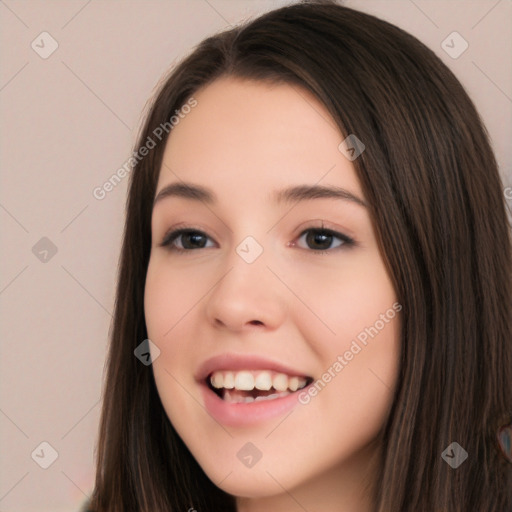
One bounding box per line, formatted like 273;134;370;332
144;76;401;506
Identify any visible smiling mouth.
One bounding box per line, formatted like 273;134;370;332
207;369;313;403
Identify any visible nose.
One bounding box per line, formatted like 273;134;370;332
205;249;287;333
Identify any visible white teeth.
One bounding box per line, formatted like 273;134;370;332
254;393;281;402
288;376;299;392
225;391;289;403
211;372;224;389
209;370;309;393
272;373;289;392
234;371;254;391
223;372;235;389
224;390;236;403
254;371;272;390
224;390;259;404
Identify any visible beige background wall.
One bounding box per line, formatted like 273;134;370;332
1;1;510;511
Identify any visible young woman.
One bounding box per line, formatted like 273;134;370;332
84;1;512;510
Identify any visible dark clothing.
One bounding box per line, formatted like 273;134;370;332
80;498;92;512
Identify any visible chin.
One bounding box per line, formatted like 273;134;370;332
212;472;289;499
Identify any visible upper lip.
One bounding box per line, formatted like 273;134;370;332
195;353;312;383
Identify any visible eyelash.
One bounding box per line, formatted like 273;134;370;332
159;224;355;255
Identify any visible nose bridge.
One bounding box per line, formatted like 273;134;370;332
205;231;285;330
221;219;272;282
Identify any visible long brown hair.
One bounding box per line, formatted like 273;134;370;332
87;1;512;510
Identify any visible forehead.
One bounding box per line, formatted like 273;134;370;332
157;76;363;201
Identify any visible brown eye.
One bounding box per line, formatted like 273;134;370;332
160;229;215;252
296;228;354;253
159;226;354;255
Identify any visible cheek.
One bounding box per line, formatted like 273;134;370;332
295;312;400;475
293;251;401;435
339;316;400;444
144;270;199;400
282;250;398;353
144;260;207;421
144;258;204;339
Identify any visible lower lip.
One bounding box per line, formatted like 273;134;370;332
200;383;305;427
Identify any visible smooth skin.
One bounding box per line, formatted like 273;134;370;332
144;76;401;512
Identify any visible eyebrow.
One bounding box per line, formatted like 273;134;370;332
153;182;367;209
